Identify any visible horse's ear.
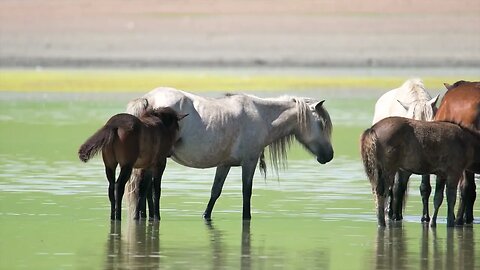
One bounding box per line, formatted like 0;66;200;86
444;83;453;90
428;95;439;107
315;100;325;111
396;100;410;111
177;113;189;121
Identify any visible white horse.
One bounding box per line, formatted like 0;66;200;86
371;78;439;223
125;87;334;220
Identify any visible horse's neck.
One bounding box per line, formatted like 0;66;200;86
254;98;300;145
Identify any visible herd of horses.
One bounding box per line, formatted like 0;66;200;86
79;79;479;227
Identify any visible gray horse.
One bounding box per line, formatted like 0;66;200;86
125;87;334;220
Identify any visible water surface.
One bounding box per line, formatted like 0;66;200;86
0;91;478;269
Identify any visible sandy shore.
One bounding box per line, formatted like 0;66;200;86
1;0;479;68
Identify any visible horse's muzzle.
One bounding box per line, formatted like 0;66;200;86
316;150;334;164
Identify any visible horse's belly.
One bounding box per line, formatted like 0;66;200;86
171;148;240;168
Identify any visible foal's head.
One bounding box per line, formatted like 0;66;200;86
142;107;187;152
295;100;334;164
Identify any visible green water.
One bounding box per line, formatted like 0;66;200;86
0;91;478;269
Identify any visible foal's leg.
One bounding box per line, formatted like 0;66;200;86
430;177;446;228
105;166;117;220
135;169;152;220
419;174;431;223
463;171;476;224
374;172;390;227
445;177;458;227
114;166;133;220
203;165;231;220
151;158;167;220
391;170;410;221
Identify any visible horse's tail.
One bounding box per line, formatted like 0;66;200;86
126;97;149;116
259;151;267;178
78;126;115;162
125;168;142;220
360;127;380;189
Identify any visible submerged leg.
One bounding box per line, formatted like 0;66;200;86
203;165;231;220
420;174;432;223
430;177;446;228
106;166;116;220
445;178;458;227
151;158;167;220
114;166;133;220
241;160;258;220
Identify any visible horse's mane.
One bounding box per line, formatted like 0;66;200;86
398;78;436;121
400;78;431;102
262;96;326;176
139;107;179;128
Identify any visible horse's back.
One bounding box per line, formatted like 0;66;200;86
435;81;480;129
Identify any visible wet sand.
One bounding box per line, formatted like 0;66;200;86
0;0;479;68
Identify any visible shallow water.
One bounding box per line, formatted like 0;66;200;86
0;91;478;269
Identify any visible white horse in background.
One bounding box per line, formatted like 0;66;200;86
372;78;439;222
126;87;334;220
372;78;438;124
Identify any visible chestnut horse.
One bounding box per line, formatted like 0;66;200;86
434;80;480;225
78;107;185;220
361;117;480;227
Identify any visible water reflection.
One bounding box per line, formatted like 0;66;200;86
105;221;161;270
374;225;475;270
205;220;252;270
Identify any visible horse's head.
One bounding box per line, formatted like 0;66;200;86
294;100;334;164
397;95;439;121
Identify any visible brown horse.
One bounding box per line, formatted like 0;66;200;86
361;117;480;227
78;107;185;220
434;80;480;225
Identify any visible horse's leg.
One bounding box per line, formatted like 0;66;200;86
445;176;458;227
105;166;116;220
430;177;446;228
387;173;397;220
375;170;391;227
464;171;476;224
391;170;410;221
114;166;133;220
152;158;167;220
420;174;431;223
203;165;231;220
241;161;258;220
143;170;154;219
135;169;152;220
455;172;466;225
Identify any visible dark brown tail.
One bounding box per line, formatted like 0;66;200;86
78;126;115;162
360;127;379;187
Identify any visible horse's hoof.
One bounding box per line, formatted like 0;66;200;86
429;221;437;228
421;216;430;223
455;218;464;226
203;213;212;221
